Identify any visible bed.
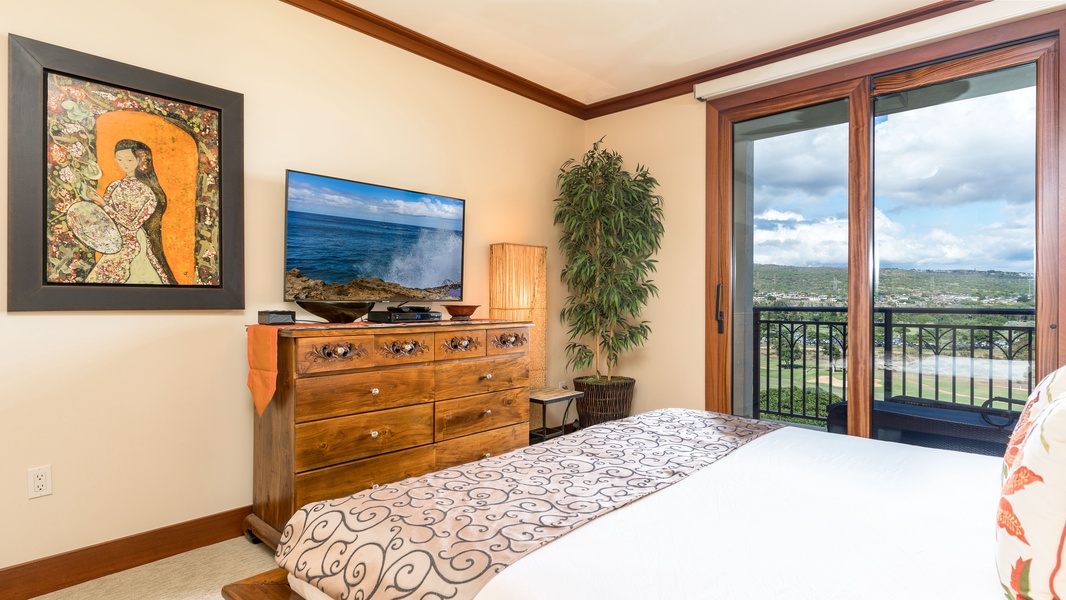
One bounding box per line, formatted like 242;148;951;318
260;371;1066;600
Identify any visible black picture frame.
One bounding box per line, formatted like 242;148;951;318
7;35;244;311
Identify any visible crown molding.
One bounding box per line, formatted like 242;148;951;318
279;0;586;118
587;0;983;118
282;0;985;120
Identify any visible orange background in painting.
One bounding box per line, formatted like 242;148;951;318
95;111;198;285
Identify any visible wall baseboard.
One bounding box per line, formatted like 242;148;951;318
0;505;251;600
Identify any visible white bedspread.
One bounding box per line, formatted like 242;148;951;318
290;425;1003;600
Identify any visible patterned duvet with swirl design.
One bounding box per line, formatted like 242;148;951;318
275;408;781;600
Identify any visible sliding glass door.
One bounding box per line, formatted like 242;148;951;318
711;37;1058;446
872;64;1036;439
732;100;850;423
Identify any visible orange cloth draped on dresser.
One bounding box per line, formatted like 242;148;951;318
247;324;280;415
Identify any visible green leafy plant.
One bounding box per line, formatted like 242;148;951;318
554;139;664;381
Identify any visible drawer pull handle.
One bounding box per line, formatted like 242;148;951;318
440;335;482;354
484;373;493;380
371;388;380;396
307;342;367;363
370;431;379;439
485;409;492;416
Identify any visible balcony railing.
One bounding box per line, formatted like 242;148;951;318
753;306;1035;427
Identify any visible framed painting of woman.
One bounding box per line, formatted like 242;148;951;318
7;35;244;311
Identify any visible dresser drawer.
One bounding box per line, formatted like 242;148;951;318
373;332;435;365
295;335;375;375
486;328;531;356
294;404;433;471
434;388;529;441
294;365;433;422
295;445;436;507
434;356;529;399
433;329;487;361
435;423;528;470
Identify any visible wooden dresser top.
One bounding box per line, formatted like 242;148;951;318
275;319;532;339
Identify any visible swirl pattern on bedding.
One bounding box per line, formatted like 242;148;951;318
276;408;780;600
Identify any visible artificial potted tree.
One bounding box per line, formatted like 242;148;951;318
554;139;664;427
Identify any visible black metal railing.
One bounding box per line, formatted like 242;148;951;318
753;306;1035;426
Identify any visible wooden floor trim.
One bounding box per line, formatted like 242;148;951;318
0;505;251;600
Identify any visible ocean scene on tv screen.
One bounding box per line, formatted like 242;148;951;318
284;171;464;301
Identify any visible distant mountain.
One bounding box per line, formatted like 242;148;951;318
752;264;1033;302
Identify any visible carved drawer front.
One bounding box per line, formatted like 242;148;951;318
294;365;433;422
295;335;374;375
373;332;434;365
434;388;529;441
295;446;436;507
294;404;434;472
435;423;528;470
435;356;530;399
433;329;487;361
486;328;530;356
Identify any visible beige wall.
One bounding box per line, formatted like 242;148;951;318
1;0;711;569
0;0;589;568
582;97;708;414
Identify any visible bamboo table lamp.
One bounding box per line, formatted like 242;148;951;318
489;243;547;395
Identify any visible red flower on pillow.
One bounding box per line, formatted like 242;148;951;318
1003;466;1045;496
999;497;1029;545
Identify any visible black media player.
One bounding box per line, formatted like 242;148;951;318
368;310;442;323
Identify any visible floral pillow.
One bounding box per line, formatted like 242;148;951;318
997;368;1066;600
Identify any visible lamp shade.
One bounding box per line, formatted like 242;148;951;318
489;243;547;388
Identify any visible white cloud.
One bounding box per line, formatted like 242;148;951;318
874;88;1035;208
745;84;1036;272
873;208;1033;272
756;209;805;222
751;124;848;212
752;208;1034;272
753;217;848;266
289;181;462;223
381;197;463;221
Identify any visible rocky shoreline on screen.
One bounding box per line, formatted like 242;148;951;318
285;268;459;301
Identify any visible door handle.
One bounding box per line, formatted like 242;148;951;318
715;283;725;334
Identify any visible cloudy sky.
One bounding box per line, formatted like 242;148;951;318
286;170;464;231
749;84;1035;274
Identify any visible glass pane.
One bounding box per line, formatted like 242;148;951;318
733;99;850;426
872;64;1036;454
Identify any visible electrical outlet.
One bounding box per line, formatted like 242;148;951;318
28;465;52;499
558;381;569;389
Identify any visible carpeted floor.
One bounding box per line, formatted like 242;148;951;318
33;537;277;600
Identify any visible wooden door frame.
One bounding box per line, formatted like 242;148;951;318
705;13;1065;435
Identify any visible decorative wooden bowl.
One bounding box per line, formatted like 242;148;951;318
442;304;479;320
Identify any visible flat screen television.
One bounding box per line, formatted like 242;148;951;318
284;170;465;307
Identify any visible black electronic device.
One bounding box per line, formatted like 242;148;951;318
387;305;432;313
258;310;296;325
368;310;442;323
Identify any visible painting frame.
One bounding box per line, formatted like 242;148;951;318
8;35;244;311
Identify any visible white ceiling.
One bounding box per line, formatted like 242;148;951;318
343;0;939;105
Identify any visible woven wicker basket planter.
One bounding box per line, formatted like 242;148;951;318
573;376;635;427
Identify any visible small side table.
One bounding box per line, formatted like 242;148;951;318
528;386;583;443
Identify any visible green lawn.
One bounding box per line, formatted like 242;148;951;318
755;349;1030;425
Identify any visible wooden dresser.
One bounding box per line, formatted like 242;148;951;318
244;320;532;548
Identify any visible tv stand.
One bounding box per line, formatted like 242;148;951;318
294;300;374;323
